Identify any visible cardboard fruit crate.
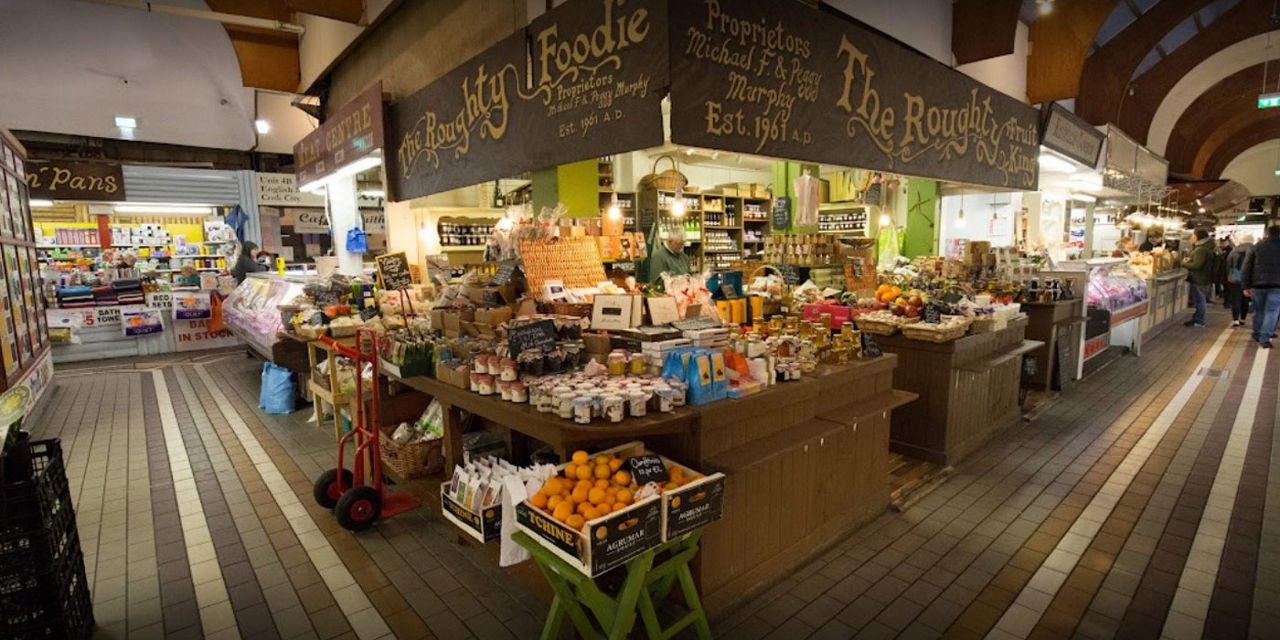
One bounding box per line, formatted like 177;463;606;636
440;485;502;543
514;441;724;576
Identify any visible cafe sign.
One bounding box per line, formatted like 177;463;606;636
667;0;1040;190
387;0;669;200
294;82;386;187
24;160;125;201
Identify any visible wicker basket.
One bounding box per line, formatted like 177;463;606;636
901;316;972;343
294;324;327;341
379;427;444;479
638;155;688;192
855;313;919;335
312;367;331;391
548;302;593;318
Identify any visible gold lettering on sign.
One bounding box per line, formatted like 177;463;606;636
24;165;120;195
397;0;651;180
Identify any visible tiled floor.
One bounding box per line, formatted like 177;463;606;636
30;306;1280;639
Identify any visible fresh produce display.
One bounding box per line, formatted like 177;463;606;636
527;449;703;532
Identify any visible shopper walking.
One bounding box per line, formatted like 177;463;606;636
1214;237;1233;303
1244;226;1280;347
1183;228;1215;327
1226;234;1254;327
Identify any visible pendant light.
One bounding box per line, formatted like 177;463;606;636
956;193;966;228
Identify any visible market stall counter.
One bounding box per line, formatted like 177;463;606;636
877;316;1040;466
1141;268;1189;339
398;356;915;617
1022;299;1086;392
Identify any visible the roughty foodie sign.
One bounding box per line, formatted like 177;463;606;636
388;0;669;200
667;0;1041;190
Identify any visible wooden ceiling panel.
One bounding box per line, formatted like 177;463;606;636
1162;62;1272;173
1204;117;1280;177
205;0;292;22
952;0;1021;65
226;26;300;92
1026;0;1120;103
286;0;363;23
1076;0;1209;126
1108;2;1265;145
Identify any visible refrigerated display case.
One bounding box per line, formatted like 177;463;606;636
222;272;308;358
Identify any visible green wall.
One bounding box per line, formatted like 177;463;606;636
903;179;938;257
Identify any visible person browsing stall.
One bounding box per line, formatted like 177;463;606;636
648;226;691;285
1183;228;1214;328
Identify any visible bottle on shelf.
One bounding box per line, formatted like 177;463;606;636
493;181;505;208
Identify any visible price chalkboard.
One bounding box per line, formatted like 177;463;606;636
375;251;413;291
312;290;341;307
777;264;803;285
861;332;882;358
507;319;557;358
923;304;942;324
772;196;791;231
627;455;670;485
491;260;521;287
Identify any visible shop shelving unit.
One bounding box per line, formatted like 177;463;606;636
0;131;49;389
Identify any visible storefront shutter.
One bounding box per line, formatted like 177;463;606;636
121;165;243;205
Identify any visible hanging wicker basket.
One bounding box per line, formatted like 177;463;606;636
639;155;687;193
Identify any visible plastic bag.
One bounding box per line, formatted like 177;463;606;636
258;362;296;414
346;227;369;253
499;474;531;567
415;400;444;440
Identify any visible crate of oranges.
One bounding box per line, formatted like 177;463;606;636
514;442;724;576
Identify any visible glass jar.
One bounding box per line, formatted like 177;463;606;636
602;394;625;422
556;392;575;419
477;374;496;395
629;354;647;376
511;382;528;403
572;396;593;424
628;391;649;417
607;351;628;376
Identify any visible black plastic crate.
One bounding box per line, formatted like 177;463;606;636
0;498;80;580
0;440;72;539
0;548;93;639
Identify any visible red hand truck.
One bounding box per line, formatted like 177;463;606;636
310;328;418;530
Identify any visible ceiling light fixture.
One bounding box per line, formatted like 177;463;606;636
115;204;217;215
114;116;137;129
1038;153;1077;174
28;199;53;208
359;189;385;199
299;155;383;194
254;119;270;134
671;187;686;217
607;192;622;220
1037;0;1053;16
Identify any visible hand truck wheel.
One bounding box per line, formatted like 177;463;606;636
335;486;381;531
313;468;354;509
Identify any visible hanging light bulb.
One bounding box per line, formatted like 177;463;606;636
879;211;891;227
607;192;622;221
671;187;686;217
956;194;966;228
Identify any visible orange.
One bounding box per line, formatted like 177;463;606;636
575;465;593;481
530;493;548;509
609;458;624;472
552;502;573;522
664;482;678;491
588;487;606;504
594;479;610;489
605;485;619;496
571;485;589;503
613;502;629;512
566;514;585;529
583;506;601;520
572;450;589;465
594;464;611;480
616;489;633;505
564;463;578;479
669;466;683;480
612;471;631;487
547;494;564;510
576;501;591;515
542;478;563;496
576;479;593;492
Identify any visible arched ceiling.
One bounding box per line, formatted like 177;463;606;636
1204;115;1280;176
1163;63;1280;174
1221;139;1280;194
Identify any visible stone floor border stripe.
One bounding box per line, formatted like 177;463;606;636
191;365;393;640
984;328;1234;639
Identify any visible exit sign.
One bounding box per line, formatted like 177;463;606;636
1260;93;1280;108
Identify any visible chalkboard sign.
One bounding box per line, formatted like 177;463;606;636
772;196;791;231
375;252;413;291
312;290;341;307
627;455;670;485
777;264;803;285
491;260;521;287
1055;336;1073;392
861;332;882;358
507;319;557;358
923;304;942;324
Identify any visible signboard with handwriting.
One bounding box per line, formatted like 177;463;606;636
507;319;557;358
627;454;670;485
668;0;1040;190
375;251;413;291
387;0;669;200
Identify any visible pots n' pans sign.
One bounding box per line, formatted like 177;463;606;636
388;0;669;200
668;0;1040;190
